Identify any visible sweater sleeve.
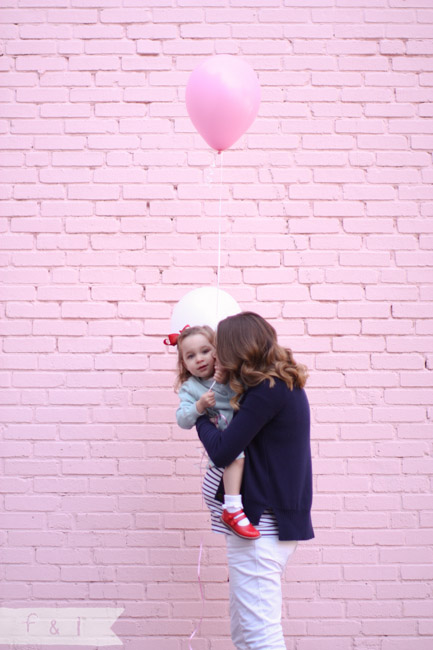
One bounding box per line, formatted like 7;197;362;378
176;382;202;430
196;380;285;467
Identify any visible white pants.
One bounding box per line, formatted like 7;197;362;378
226;534;297;650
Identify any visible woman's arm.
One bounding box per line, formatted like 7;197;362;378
196;379;285;467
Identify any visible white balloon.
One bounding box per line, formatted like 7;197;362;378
170;287;241;333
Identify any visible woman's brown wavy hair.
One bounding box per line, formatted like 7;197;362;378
175;325;215;391
216;312;308;410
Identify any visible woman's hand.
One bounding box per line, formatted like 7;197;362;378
214;361;228;384
196;390;216;414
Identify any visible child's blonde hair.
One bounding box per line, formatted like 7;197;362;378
175;325;215;390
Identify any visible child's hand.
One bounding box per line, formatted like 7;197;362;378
214;362;228;384
196;390;216;414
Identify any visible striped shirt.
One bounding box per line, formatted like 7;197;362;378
202;464;279;537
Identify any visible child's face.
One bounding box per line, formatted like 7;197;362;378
181;334;215;380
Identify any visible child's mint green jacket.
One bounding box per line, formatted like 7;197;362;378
176;376;235;431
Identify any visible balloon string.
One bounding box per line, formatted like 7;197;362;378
188;450;207;650
216;150;224;320
189;153;224;648
188;539;204;650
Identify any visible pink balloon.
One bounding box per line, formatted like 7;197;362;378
186;55;261;153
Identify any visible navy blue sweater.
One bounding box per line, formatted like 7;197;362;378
196;378;314;541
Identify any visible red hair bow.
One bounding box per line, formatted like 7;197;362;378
163;325;190;346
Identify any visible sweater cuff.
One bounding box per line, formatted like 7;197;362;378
195;402;204;417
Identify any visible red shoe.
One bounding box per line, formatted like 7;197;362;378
221;508;261;540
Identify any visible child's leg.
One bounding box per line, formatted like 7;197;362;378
222;457;260;539
223;456;244;496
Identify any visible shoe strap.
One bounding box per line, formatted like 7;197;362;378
231;510;247;522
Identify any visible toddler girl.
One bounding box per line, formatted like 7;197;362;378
172;325;260;540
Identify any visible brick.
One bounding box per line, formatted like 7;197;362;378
312;72;362;88
365;102;416;118
396;251;433;267
342;87;394;103
327;268;379;284
290;184;340;200
363;319;414;335
311;285;364;301
68;185;120;200
284;250;338;267
315;406;370;424
313;202;364;218
373;405;427;422
339;251;391;267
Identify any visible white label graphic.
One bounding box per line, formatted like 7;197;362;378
0;607;124;646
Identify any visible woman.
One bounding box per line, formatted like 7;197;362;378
196;312;314;650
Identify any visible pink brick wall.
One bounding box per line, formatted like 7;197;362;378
1;1;433;648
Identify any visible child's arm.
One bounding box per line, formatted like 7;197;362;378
196;390;216;414
176;382;216;429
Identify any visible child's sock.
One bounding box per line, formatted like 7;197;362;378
224;494;250;527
